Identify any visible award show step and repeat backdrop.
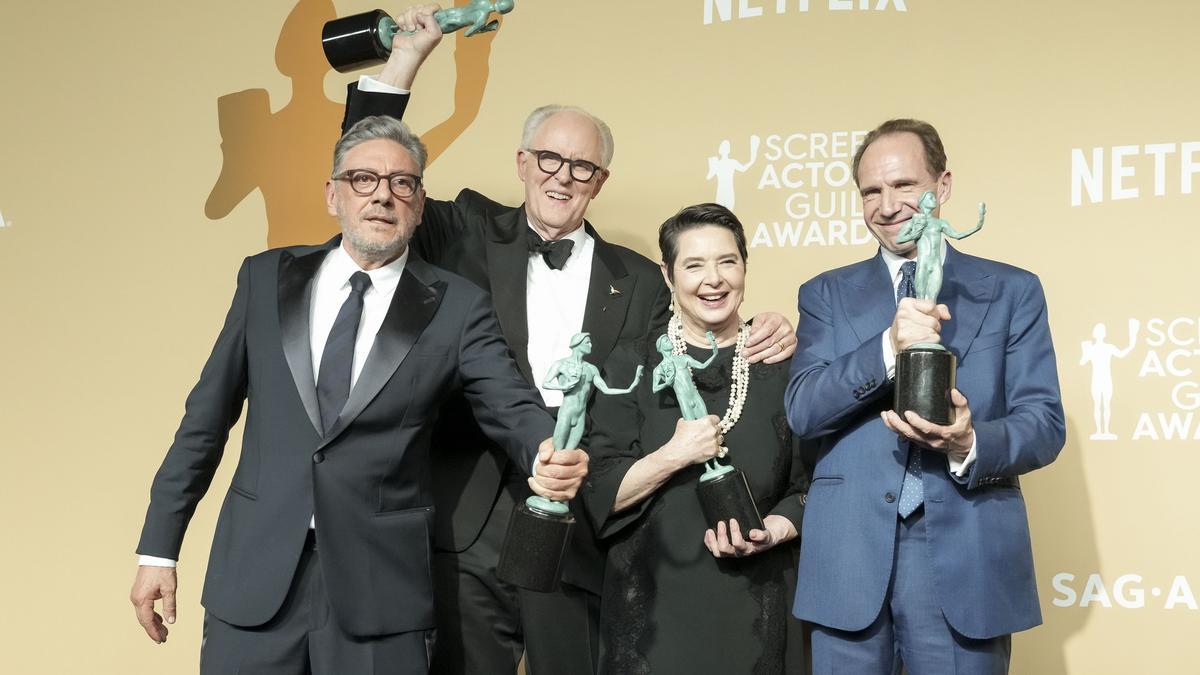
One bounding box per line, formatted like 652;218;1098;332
1;1;1196;672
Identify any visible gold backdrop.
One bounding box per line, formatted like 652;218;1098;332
2;1;1197;672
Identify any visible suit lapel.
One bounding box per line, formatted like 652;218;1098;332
939;246;994;361
322;254;446;444
839;251;896;345
486;208;533;382
580;223;632;368
278;238;339;435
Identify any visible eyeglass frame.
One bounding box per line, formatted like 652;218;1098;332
522;148;607;183
333;169;424;199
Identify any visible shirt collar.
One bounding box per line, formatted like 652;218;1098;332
527;221;592;268
880;244;947;285
326;242;408;295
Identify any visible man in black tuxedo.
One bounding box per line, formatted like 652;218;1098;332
337;7;798;674
128;115;589;674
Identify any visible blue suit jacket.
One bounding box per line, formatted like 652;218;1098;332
785;246;1064;639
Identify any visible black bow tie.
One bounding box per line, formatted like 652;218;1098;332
527;229;575;270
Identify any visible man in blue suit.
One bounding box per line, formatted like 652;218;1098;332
786;119;1064;674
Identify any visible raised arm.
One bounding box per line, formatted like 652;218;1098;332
943;202;986;240
592;365;644;396
686;331;720;370
1116;318;1140;357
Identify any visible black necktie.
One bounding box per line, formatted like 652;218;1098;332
317;271;372;434
897;260;917;304
527;229;575;270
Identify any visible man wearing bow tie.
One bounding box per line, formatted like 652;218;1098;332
334;6;800;674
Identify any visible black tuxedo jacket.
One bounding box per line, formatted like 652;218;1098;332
343;85;671;592
136;237;554;637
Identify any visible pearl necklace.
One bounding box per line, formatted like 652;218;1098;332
667;314;750;436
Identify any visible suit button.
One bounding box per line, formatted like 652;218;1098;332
313;452;325;464
884;492;896;503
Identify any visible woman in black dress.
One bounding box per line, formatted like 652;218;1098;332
584;204;809;675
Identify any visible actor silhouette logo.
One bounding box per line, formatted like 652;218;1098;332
1081;316;1200;441
206;0;501;248
1080;319;1139;440
707;137;760;209
708;130;873;248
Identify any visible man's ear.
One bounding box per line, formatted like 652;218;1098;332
325;180;338;216
936;170;953;206
589;170;610;199
516;148;528;183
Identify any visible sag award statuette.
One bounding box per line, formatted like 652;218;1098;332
496;333;642;592
655;327;765;532
893;191;986;424
322;0;516;73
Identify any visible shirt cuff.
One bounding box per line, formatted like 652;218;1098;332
947;435;978;477
881;330;897;380
357;75;410;95
138;555;177;568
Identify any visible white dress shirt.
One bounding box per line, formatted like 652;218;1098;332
877;247;976;477
139;244;408;567
526;225;594;407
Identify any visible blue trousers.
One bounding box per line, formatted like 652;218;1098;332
810;509;1011;675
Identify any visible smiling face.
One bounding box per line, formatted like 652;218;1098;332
325;138;425;268
517;111;609;240
662;225;746;342
857;132;952;259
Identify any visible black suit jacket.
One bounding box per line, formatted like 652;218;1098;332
343;85;671;592
136;237;554;637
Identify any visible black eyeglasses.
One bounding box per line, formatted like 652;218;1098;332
524;149;605;182
334;169;423;198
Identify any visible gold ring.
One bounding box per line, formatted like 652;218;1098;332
774;341;784;352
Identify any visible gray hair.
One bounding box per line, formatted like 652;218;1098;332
520;105;615;168
332;115;428;175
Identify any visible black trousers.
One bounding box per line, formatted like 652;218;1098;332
200;535;433;675
430;479;600;675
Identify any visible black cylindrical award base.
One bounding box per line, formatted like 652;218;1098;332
697;467;764;532
495;501;574;592
894;347;957;425
322;9;393;73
